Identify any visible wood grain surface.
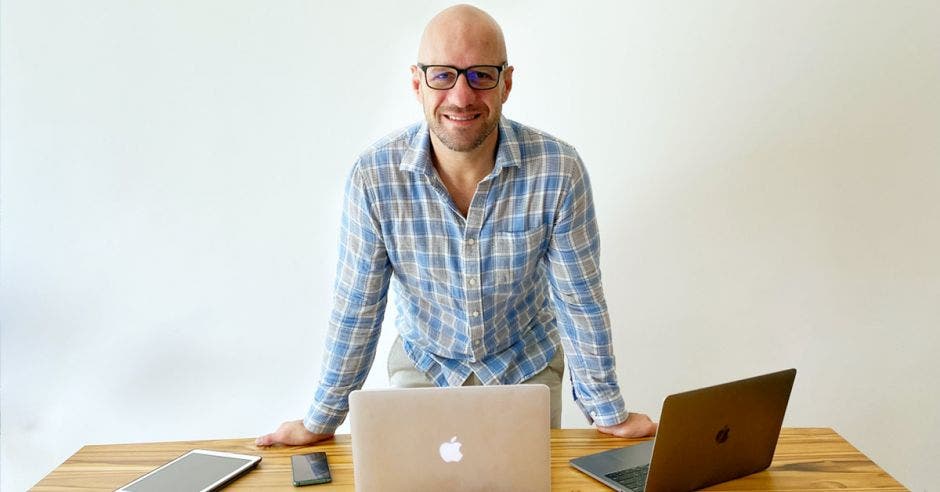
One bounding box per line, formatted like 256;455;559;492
32;428;906;491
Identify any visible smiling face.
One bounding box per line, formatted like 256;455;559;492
411;5;513;153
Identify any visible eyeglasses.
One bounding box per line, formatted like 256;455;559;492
417;63;507;90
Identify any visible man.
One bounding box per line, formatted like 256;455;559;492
256;4;656;447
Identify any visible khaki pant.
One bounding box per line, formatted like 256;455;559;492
387;336;564;427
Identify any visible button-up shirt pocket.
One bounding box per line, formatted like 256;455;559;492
493;225;548;293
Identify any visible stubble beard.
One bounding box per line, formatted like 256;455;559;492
429;108;500;153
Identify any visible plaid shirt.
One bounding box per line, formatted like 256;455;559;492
304;116;628;434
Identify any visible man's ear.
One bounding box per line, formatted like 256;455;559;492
410;65;423;102
501;65;514;103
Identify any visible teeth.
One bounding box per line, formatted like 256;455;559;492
446;115;476;121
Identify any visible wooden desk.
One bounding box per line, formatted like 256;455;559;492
33;428;906;491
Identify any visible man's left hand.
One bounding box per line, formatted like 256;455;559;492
596;412;658;438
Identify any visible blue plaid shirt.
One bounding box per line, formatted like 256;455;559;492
304;116;628;433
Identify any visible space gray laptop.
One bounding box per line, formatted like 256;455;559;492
570;368;796;492
349;384;551;492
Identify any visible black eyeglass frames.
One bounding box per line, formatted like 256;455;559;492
417;63;508;90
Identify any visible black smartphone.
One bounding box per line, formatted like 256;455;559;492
291;452;332;486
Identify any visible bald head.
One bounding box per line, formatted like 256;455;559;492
411;5;512;155
418;4;507;65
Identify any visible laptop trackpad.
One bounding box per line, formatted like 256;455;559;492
572;439;654;474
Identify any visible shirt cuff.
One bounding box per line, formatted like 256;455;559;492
303;403;347;435
570;377;629;426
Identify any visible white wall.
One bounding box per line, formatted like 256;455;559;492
2;1;938;490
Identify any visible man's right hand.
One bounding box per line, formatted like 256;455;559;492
255;419;333;447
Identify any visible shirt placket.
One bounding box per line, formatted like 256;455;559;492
463;177;493;363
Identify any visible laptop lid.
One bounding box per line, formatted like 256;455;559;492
570;368;796;492
645;368;796;491
349;384;551;492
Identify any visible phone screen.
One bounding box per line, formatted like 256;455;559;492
291;452;332;486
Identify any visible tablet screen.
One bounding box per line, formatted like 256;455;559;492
121;451;258;492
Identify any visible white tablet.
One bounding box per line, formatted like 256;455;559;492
116;449;262;492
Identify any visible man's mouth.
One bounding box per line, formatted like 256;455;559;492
443;114;480;121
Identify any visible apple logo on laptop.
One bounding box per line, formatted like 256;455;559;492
715;425;731;444
439;436;463;463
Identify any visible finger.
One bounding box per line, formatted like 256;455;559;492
622;423;653;438
255;433;275;446
631;424;655;438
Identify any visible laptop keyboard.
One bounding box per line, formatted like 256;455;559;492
605;464;650;491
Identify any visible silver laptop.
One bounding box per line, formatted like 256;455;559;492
570;368;796;492
349;384;551;492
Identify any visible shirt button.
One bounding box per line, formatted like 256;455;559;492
467;238;476;245
590;411;598;418
471;310;480;317
473;339;482;347
468;277;477;286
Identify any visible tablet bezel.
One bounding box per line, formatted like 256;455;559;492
115;448;262;492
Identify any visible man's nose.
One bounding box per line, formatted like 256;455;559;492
446;73;477;106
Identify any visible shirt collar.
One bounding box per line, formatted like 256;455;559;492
399;115;522;176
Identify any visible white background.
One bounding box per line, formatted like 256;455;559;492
2;1;938;490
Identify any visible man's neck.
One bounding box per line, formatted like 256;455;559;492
429;131;499;187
